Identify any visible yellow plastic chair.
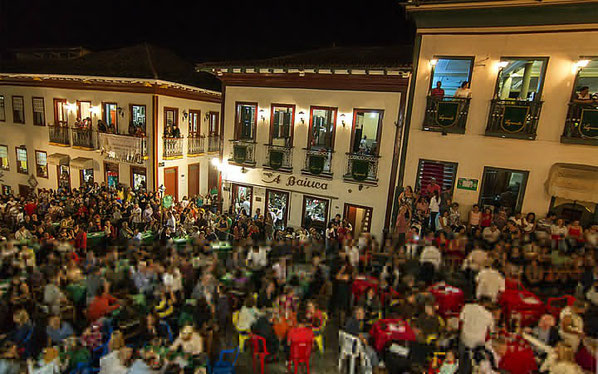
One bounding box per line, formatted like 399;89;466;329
313;312;328;353
232;311;250;352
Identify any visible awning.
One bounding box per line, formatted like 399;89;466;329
546;163;598;204
70;157;95;169
47;153;70;165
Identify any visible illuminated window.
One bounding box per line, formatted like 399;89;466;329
430;57;474;97
496;58;548;101
54;99;68;125
77;101;92;120
0;145;9;170
351;110;383;155
12;96;25;124
208;112;219;136
235;103;257;140
103;102;118;129
308;106;337;150
35;150;48;178
189;110;201;136
32;97;45;126
16;147;28;174
131;105;146;134
270;104;294;147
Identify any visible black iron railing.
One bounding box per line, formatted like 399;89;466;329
264;144;293;171
302;148;333;176
561;101;598;146
485;99;543;140
229;140;256;165
343;153;380;183
72;128;95;149
49;125;70;146
423;96;470;134
188;135;205;155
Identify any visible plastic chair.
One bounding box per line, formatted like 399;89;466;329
338;331;360;374
547;295;575;319
232;311;250;352
287;340;312;374
312;312;328;353
249;334;269;374
209;347;239;374
357;340;373;374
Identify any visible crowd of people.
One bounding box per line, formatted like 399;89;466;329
0;178;596;374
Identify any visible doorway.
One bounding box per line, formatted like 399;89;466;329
57;165;71;190
104;162;119;188
80;169;94;186
130;167;147;191
344;203;373;236
208;161;219;196
266;189;289;230
302;195;329;232
18;184;33;198
231;183;252;216
479;166;529;215
188;163;200;198
164;167;178;201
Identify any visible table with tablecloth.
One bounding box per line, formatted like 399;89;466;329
87;231;105;248
370;319;416;352
211;241;232;261
352;276;379;302
499;289;545;327
498;333;538;374
429;282;464;317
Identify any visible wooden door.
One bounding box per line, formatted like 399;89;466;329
18;184;32;197
208;161;219;195
188;163;200;197
164;167;178;201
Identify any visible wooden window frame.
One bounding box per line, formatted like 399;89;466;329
493;56;550;101
189;109;201;137
130;166;147;190
79;168;94;186
478;166;530;214
130;104;147;134
104;161;120;187
302;194;330;226
76;100;92;121
34;150;48;178
15;146;28;174
0;95;5;122
308;106;337;151
164;107;179;127
57;165;71;190
32;97;46;126
102;102;118;128
0;144;9;171
12;96;25;124
234;102;258;141
269;104;295;146
208;111;219;136
349;108;384;156
53;98;68;126
428;56;475;94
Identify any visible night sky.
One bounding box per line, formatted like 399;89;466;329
0;0;414;62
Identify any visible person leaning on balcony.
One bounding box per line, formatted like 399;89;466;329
430;81;445;99
172;123;181;138
454;81;472;99
573;86;595;103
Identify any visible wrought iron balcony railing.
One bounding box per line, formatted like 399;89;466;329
423;96;470;134
207;135;221;153
561;101;598;146
49;125;70;146
302;148;333;176
187;135;205;156
72;128;95;149
230;140;256;166
163;137;184;159
343;153;380;183
485;99;543;140
263;144;293;171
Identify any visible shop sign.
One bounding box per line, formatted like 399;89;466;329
308;154;325;175
351;159;369;181
435;101;460;127
233;144;247;164
457;177;478;191
262;172;328;191
579;108;598;138
501;105;529;133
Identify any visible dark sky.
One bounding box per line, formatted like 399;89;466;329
0;0;414;62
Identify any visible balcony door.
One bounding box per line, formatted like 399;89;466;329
104;162;119;188
231;184;252;216
188;163;200;197
189;110;201;137
479;166;529;215
430;57;474;97
351;109;383;155
164;166;178;201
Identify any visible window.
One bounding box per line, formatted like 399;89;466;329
308;106;337;150
54;98;68;125
415;159;458;196
0;145;9;170
16;147;28;174
58;165;70;190
164;107;178;127
130;104;146;134
208;112;219;136
32;97;45;126
479;167;529;215
12;96;25;124
0;96;5;121
131;167;147;190
189;110;201;136
266;189;289;230
235;102;257;140
270;104;295;147
80;169;94;185
103;102;118;130
496;58;548;101
231;184;253;216
302;195;330;231
104;162;119;188
429;57;474;97
351;109;383;155
573;59;598;98
2;185;12;195
77;100;92;120
35;150;48;178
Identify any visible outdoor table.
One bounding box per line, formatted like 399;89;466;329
429;282;464;317
497;332;537;374
173;236;191;250
499;289;545;327
141;231;155;245
87;231;106;249
211;241;232;261
352;276;379;302
369;318;416;352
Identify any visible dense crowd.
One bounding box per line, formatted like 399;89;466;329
0;179;596;374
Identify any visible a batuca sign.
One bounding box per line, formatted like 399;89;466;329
261;173;328;191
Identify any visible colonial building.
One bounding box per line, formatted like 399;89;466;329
399;0;598;224
0;44;221;200
198;47;411;237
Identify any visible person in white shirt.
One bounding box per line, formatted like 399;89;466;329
459;299;494;349
420;244;442;270
482;224;501;245
246;245;267;268
346;242;360;267
476;263;505;302
462;247;488;273
454;81;472;99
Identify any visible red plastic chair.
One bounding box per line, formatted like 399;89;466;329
250;333;270;374
546;295;576;319
287;340;313;374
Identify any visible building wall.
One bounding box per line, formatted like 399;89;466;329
403;30;598;216
221;85;402;237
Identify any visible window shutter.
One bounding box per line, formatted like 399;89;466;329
417;160;457;193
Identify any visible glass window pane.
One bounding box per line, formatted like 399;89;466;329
16;148;27;173
272;106;294;146
0;146;8;170
431;58;473;97
79;101;91;120
353;111;381;155
310;108;336;150
304;197;328;223
575;60;598;99
12;97;24;123
237;104;256;140
36;151;47;178
132;105;146;127
0;96;5;121
33;98;45;125
497;59;546;101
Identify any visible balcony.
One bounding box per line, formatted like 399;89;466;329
561;102;598;146
264;144;293;171
98;133;147;164
485;99;543;140
423;96;470;134
302;148;333;177
343;153;380;184
207;135;221;152
188;135;205;156
72;128;95;150
229;140;256;166
49;125;70;146
163;137;184;159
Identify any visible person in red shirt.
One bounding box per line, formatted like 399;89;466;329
425;178;442;197
430;81;445;99
24;200;37;216
87;287;119;322
74;225;87;251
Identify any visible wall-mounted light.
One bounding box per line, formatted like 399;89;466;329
90;106;101;116
575;59;590;70
183;110;188;121
117;107;125;117
259;109;265;121
340;113;346;127
497;60;509;70
429;58;438;67
204;113;210;121
298;111;305;124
